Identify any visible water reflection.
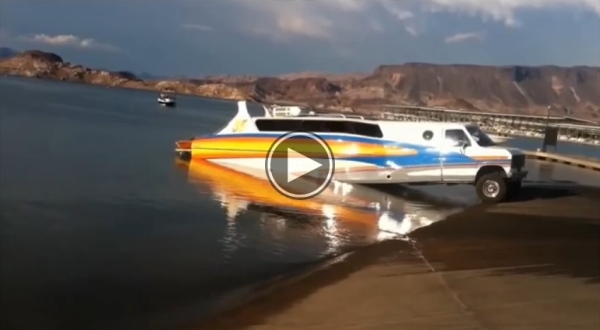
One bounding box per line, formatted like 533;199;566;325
176;159;465;256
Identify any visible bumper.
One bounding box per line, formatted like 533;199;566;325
507;169;528;181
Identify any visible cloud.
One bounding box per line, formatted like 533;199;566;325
220;0;600;41
180;23;212;32
19;33;119;51
445;31;485;43
422;0;600;27
233;0;339;41
379;3;419;36
230;0;421;40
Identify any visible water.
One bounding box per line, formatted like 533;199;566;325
0;77;460;330
506;135;600;160
1;76;598;330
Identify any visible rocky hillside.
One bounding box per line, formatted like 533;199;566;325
0;50;254;101
203;64;600;121
1;49;599;121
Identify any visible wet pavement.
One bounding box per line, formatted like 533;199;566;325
195;183;600;330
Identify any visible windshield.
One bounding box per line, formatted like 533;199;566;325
466;125;496;147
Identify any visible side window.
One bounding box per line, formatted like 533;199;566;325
353;123;384;138
422;130;434;141
256;119;383;138
301;120;326;132
445;129;470;147
323;120;348;134
255;119;303;131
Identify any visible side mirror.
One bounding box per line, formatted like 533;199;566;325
458;140;469;149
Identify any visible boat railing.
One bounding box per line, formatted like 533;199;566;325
264;103;382;121
271;106;303;117
305;113;365;120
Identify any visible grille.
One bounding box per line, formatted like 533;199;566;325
511;154;526;169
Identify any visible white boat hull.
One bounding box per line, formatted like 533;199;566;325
158;98;176;106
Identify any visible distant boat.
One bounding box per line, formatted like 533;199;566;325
157;88;176;107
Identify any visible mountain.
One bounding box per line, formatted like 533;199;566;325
0;50;251;100
0;47;19;59
1;49;599;122
201;64;600;121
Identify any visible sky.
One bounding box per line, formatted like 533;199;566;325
0;0;599;77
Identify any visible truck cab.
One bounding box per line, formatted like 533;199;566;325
378;121;528;203
438;123;527;203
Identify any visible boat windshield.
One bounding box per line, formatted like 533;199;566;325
466;125;496;147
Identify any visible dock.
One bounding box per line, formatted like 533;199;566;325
379;105;600;145
524;150;600;171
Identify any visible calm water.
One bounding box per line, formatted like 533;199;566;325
505;135;600;159
0;76;598;330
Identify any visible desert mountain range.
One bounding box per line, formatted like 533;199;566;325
1;48;599;122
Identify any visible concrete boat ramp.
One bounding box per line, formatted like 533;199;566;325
196;180;600;330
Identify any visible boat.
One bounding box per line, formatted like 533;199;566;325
175;101;526;203
157;88;176;107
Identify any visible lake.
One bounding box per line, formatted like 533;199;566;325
0;76;598;330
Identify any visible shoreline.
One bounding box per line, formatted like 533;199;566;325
0;73;249;103
194;183;600;330
2;74;599;148
194;239;413;330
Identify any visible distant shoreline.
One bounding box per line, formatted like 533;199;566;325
2;49;600;123
2;73;599;151
0;72;253;104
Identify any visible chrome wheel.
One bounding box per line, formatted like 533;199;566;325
482;180;500;198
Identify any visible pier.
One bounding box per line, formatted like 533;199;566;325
379;105;600;145
524;150;600;171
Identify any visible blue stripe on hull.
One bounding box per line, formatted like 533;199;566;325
339;153;480;167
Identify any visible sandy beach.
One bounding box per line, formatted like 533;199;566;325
195;183;600;330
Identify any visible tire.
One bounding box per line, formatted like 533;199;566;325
475;173;507;204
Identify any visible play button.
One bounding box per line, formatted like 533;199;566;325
286;148;323;183
266;131;335;199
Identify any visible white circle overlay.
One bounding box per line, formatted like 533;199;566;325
265;131;335;200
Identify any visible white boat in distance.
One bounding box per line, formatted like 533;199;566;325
157;88;176;107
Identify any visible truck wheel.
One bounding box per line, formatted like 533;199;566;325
475;173;507;204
